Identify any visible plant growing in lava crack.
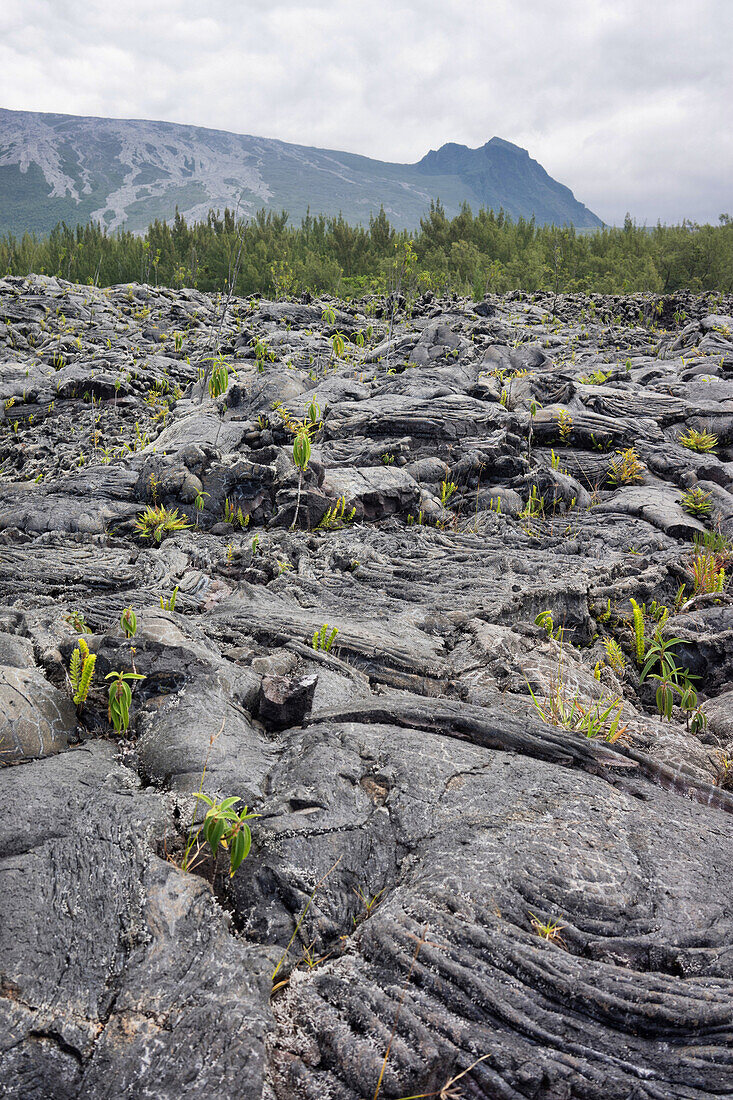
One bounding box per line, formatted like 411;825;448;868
69;637;96;707
194;796;259;878
207;357;229;399
681;487;713;517
312;623;339;652
120;606;137;638
106;670;145;734
679;427;718;453
290;416;315;528
134;504;191;543
607;447;644;486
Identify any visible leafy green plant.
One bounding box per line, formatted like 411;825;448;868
305;395;323;432
579;369;611;385
679;427;718;453
691;548;727;594
527;678;627;743
292;421;312;472
64;610;88;632
120;607;137;638
681;487;713;517
254;337;276;371
224;498;249;528
69;638;96;706
640;633;684;682
331;332;346;358
160;586;179;612
556;409;573;443
629;598;645;664
195;795;259;878
106;669;145;733
194;489;209;523
602;638;626;674
440;480;457;506
608;448;644;485
312;624;338;652
134;504;191;543
208;358;229;399
317;495;356;530
381;453;395;465
535;610;564;643
520;485;544;519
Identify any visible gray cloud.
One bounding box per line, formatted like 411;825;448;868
1;0;731;223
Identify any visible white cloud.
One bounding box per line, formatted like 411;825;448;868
1;0;730;223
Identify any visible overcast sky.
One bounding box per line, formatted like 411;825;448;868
2;0;731;224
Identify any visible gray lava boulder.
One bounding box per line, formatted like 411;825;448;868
0;664;76;762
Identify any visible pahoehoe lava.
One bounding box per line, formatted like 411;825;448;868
1;275;732;1099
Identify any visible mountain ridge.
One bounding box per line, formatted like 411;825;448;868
0;107;604;234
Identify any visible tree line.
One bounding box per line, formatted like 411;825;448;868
1;202;731;297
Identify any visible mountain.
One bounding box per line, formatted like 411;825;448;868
0;107;603;235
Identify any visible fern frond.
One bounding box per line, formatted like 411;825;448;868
73;654;96;705
629;598;645;664
69;647;81;692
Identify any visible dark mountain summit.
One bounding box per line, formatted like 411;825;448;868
416;136;601;226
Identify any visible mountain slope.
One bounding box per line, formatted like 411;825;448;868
0;108;603;234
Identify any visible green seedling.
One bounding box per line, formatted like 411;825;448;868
312;624;338;652
106;670;145;733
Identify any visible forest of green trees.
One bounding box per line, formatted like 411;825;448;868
1;202;731;298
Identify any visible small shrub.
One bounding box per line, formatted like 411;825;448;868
292;421;312;472
208;359;229;399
